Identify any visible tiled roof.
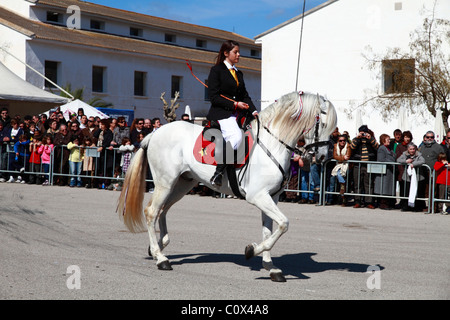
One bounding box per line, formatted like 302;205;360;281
0;5;260;71
37;0;258;46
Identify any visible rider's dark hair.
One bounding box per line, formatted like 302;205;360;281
215;40;240;65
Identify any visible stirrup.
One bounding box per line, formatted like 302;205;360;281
210;171;223;187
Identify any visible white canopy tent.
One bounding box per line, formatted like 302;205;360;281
0;61;69;104
43;99;109;121
184;105;192;120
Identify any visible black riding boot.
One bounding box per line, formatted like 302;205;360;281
210;164;227;187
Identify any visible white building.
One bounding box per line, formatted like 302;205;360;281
0;0;261;120
256;0;450;143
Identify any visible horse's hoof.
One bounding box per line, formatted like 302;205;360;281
245;244;255;260
157;260;173;271
270;272;286;282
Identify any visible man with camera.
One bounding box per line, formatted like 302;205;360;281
350;125;379;209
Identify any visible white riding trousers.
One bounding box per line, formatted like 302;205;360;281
218;116;242;150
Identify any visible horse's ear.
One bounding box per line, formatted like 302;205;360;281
316;93;328;114
316;93;322;109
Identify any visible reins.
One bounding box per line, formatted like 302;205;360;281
186;60;237;104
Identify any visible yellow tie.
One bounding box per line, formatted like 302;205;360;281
229;68;239;86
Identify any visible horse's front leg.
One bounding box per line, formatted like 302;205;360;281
260;212;285;282
246;193;289;282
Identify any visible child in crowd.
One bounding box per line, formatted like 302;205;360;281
5;119;24;183
12;134;30;183
116;137;135;191
28;136;42;184
38;135;54;186
118;137;135;176
433;152;450;214
82;137;95;188
67;135;83;187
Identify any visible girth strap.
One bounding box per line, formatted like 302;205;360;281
227;166;245;199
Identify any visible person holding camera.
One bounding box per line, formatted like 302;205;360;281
350;125;379;209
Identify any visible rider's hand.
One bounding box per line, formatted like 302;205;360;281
235;102;249;110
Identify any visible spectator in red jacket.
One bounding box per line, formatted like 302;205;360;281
433;152;450;214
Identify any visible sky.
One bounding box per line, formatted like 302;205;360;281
87;0;329;39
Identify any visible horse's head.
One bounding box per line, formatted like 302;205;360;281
303;94;337;164
257;91;337;164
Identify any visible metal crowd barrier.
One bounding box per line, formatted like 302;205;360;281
0;141;443;213
320;159;433;212
0;143;153;189
283;158;434;213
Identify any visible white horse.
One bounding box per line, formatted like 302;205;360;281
117;91;337;282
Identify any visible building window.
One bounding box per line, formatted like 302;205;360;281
90;20;105;31
165;34;176;43
134;71;146;96
92;66;106;93
46;11;63;24
250;49;260;58
196;39;207;48
130;27;143;38
382;59;415;94
45;61;59;88
171;76;182;98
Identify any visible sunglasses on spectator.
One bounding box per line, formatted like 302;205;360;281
338;139;346;142
425;136;434;139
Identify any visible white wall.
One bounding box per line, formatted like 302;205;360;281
257;0;450;141
1;0;32;17
0;25;30;79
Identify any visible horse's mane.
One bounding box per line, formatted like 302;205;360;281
257;91;337;147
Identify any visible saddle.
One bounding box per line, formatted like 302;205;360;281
193;116;255;199
193;116;254;168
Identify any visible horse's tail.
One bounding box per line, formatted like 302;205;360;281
117;134;151;233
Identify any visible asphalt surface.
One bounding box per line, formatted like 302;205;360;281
1;183;449;300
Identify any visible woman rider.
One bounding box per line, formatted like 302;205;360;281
207;40;258;186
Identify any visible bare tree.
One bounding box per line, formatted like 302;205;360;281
348;1;450;130
160;91;180;123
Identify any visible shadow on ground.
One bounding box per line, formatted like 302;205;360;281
148;252;383;281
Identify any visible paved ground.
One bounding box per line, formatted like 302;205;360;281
1;183;449;300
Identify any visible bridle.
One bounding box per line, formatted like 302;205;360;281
259;92;330;157
253;92;330;194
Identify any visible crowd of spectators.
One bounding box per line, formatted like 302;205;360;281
282;124;450;214
2;106;450;214
0;106;166;190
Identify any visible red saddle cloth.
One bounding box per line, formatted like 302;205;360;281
193;128;254;168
